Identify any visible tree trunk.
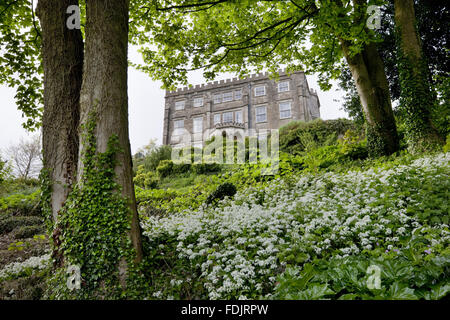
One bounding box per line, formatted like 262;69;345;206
341;41;399;156
394;0;443;151
78;0;143;273
36;1;83;220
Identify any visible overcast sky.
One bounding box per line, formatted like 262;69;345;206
0;46;348;155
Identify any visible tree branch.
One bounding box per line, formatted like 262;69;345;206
0;0;21;18
154;0;229;12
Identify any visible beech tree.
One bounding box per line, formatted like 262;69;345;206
131;0;399;156
77;0;144;265
393;0;444;151
0;0;144;295
339;0;449;136
35;0;83;222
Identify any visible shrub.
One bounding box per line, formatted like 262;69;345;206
172;163;191;174
134;145;172;172
0;156;11;184
0;216;42;234
301;145;344;170
13;225;44;239
444;134;450;153
205;182;237;205
279;119;357;155
0;191;40;216
0;178;39;198
133;166;159;189
156;160;174;178
192;162;221;174
338;129;368;160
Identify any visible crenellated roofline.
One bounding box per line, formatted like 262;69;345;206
165;69;306;97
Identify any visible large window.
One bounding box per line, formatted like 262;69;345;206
214;113;221;125
254;85;266;97
223;112;233;123
223;92;233;102
234;89;242;100
279;101;292;119
235;110;243;124
278;81;290;92
213;93;222;104
173;119;184;135
255;106;267;123
193;117;203;133
175;100;185;110
193;97;203;107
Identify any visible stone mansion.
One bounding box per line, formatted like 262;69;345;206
162;70;320;148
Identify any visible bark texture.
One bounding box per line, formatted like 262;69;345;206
394;0;443;151
36;0;83;221
341;41;399;156
78;0;143;266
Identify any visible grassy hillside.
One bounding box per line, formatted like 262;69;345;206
0;119;449;300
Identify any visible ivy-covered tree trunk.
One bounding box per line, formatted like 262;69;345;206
394;0;443;152
341;41;399;156
77;0;143;282
35;1;83;221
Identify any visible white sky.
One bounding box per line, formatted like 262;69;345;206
0;46;348;155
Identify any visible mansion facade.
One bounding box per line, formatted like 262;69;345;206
162;70;320;148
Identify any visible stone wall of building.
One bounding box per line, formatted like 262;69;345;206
163;70;320;147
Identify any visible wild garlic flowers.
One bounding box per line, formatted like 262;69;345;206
141;153;449;299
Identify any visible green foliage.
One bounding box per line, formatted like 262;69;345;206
444;135;450;153
136;178;217;216
0;177;39;198
173;163;191;174
279;119;356;155
278;129;368;172
155;159;201;178
0;190;40;216
0;1;43;131
432;74;450;138
130;0;385;90
205;182;237;205
338;129;368;160
0;215;42;235
156;160;174;178
273;253;450;300
134;144;172;172
133;165;159;189
191;162;221;175
0;155;12;184
365;120;399;157
13;225;44;239
8;240;30;251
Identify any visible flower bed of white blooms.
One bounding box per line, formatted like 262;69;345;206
141;153;450;299
0;253;51;281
